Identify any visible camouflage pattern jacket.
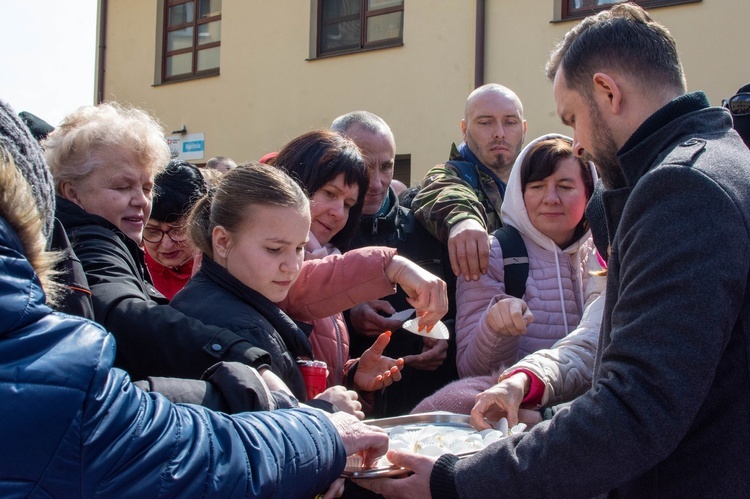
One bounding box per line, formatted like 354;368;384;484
411;143;505;243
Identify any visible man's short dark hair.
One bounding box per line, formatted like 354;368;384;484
546;3;686;98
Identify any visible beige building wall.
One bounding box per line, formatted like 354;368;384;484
98;0;748;184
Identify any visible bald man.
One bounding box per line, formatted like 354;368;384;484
411;84;527;283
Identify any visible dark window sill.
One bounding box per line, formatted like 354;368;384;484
310;41;403;61
155;69;220;86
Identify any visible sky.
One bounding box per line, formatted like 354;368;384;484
0;0;98;127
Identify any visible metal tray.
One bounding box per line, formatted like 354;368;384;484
341;412;477;479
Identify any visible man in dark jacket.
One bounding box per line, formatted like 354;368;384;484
360;4;750;498
333;111;458;416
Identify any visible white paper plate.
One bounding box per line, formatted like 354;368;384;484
388;308;415;322
401;318;450;340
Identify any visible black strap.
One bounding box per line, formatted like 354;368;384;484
492;225;528;299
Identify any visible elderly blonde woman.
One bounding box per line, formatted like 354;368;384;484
45;103;271;381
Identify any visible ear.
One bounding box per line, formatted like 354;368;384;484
59;181;85;209
461;119;468;138
592;73;623;114
212;225;232;262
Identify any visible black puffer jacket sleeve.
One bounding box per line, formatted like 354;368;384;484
133;361;300;412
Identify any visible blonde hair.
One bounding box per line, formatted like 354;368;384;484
0;149;63;305
43;102;170;192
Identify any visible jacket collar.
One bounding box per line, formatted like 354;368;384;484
198;256;314;358
55;195;149;279
358;187;400;237
453;142;508;194
604;92;729;240
618;92;714;186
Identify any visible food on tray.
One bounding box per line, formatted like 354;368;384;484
375;418;526;467
342;414;527;478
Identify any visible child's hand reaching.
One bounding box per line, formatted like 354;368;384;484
354;331;405;392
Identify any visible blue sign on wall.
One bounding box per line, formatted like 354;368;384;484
166;133;205;160
183;140;204;153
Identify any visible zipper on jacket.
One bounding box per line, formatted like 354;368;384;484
331;316;344;386
371;218;379;236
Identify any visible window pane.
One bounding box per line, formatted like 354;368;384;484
168;27;194;51
197;46;220;71
168;2;194;26
367;12;402;42
368;0;403;9
198;0;221;19
323;0;361;20
322;19;361;52
166;53;192;77
198;20;221;45
569;0;620;9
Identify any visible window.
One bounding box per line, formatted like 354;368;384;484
561;0;701;21
317;0;404;57
394;154;411;187
162;0;222;82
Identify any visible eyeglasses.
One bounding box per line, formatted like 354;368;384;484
142;226;188;244
722;93;750;117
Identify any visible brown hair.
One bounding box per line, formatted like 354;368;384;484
188;162;309;259
520;137;594;240
271;129;368;251
546;3;686;100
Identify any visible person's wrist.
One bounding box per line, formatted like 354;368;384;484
385;255;408;283
500;369;532;395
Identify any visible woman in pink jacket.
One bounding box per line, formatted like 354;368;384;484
271;130;446;410
414;134;601;414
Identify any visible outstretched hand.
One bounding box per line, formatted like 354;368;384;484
326;411;389;468
355;331;405;392
385;255;448;332
349;300;405;338
316;385;364;420
402;337;448;371
355;449;437;499
470;372;529;429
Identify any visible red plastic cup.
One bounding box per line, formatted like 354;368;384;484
297;360;328;400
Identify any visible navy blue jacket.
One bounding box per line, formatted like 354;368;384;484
0;215;346;497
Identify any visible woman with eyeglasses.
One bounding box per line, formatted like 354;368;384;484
143;159;206;299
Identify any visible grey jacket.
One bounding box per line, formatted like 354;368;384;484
434;93;750;497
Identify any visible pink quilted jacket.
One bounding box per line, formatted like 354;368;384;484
456;134;603;377
281;245;397;387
